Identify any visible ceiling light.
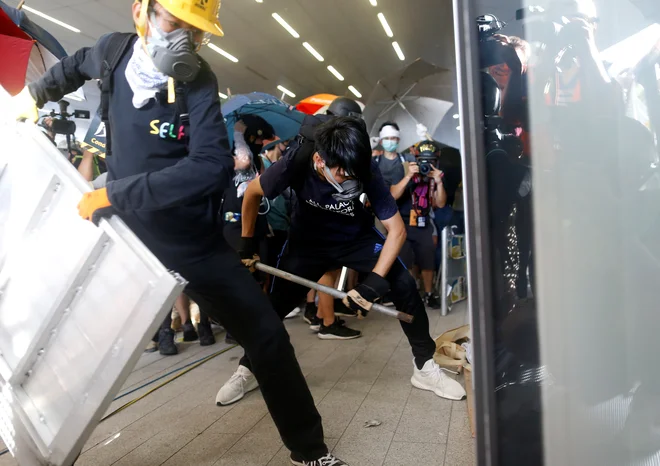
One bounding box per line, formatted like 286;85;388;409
277;85;296;98
256;0;263;2
327;66;345;81
453;113;459;119
392;41;405;61
22;6;80;33
370;0;378;5
302;42;324;62
272;13;300;38
218;92;228;99
377;13;393;38
348;86;362;98
207;44;238;62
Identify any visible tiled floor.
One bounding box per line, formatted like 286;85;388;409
0;302;475;466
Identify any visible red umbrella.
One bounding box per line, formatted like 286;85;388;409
0;8;33;95
296;93;338;115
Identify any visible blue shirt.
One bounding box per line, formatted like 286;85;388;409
259;151;398;244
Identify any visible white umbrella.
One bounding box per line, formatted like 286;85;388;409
364;58;453;144
368;97;454;150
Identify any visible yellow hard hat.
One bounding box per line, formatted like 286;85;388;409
141;0;224;37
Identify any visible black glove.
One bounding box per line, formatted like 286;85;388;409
238;236;260;272
342;272;390;318
91;206;117;226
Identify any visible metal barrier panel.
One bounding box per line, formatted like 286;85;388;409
0;114;185;465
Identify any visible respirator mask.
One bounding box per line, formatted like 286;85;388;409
146;12;200;82
316;150;363;202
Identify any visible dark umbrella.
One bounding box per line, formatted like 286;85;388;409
0;2;84;100
0;1;67;58
223;92;306;147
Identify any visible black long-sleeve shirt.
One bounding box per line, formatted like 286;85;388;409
29;34;235;266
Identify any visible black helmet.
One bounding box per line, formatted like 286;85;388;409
327;97;362;118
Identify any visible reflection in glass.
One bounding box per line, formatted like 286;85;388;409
471;0;660;464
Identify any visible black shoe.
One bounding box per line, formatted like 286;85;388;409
182;321;199;342
197;321;216;346
225;333;238;345
318;318;362;340
425;293;441;308
303;303;317;324
158;328;178;356
307;315;322;332
333;298;358;317
290;452;349;465
304;303;322;331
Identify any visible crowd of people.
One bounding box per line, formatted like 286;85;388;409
10;1;465;465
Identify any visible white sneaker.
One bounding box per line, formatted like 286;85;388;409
285;307;302;319
216;365;259;406
411;359;466;400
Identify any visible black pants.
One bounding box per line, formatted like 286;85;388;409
239;230;437;370
172;243;327;461
400;224;436;271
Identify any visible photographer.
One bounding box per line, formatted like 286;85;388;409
375;122;446;308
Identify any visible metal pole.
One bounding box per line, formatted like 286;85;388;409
255;262;414;323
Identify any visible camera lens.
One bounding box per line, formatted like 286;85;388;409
419;163;431;175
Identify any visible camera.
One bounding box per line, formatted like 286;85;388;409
477;14;506;42
39;100;90;159
41;100;91;136
417;155;439;177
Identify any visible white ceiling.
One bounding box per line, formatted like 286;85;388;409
4;0;456;104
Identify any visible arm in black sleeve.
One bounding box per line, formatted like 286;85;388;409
106;66;234;211
28;34;111;107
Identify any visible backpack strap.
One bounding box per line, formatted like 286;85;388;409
174;81;190;144
99;33;137;157
289;114;331;192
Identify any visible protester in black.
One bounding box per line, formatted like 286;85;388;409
11;1;342;464
217;117;466;403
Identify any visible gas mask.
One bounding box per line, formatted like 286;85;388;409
147;12;200;82
319;164;363;202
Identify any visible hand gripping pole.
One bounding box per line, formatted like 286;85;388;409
255;262;414;323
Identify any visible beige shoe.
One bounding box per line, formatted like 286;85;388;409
144;340;158;353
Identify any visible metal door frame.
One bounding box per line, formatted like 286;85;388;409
452;1;500;464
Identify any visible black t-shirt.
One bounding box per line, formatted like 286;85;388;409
259;151;398;244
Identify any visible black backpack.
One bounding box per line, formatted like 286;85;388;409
98;33;190;156
288;113;332;191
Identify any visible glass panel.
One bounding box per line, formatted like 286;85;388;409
460;0;660;464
